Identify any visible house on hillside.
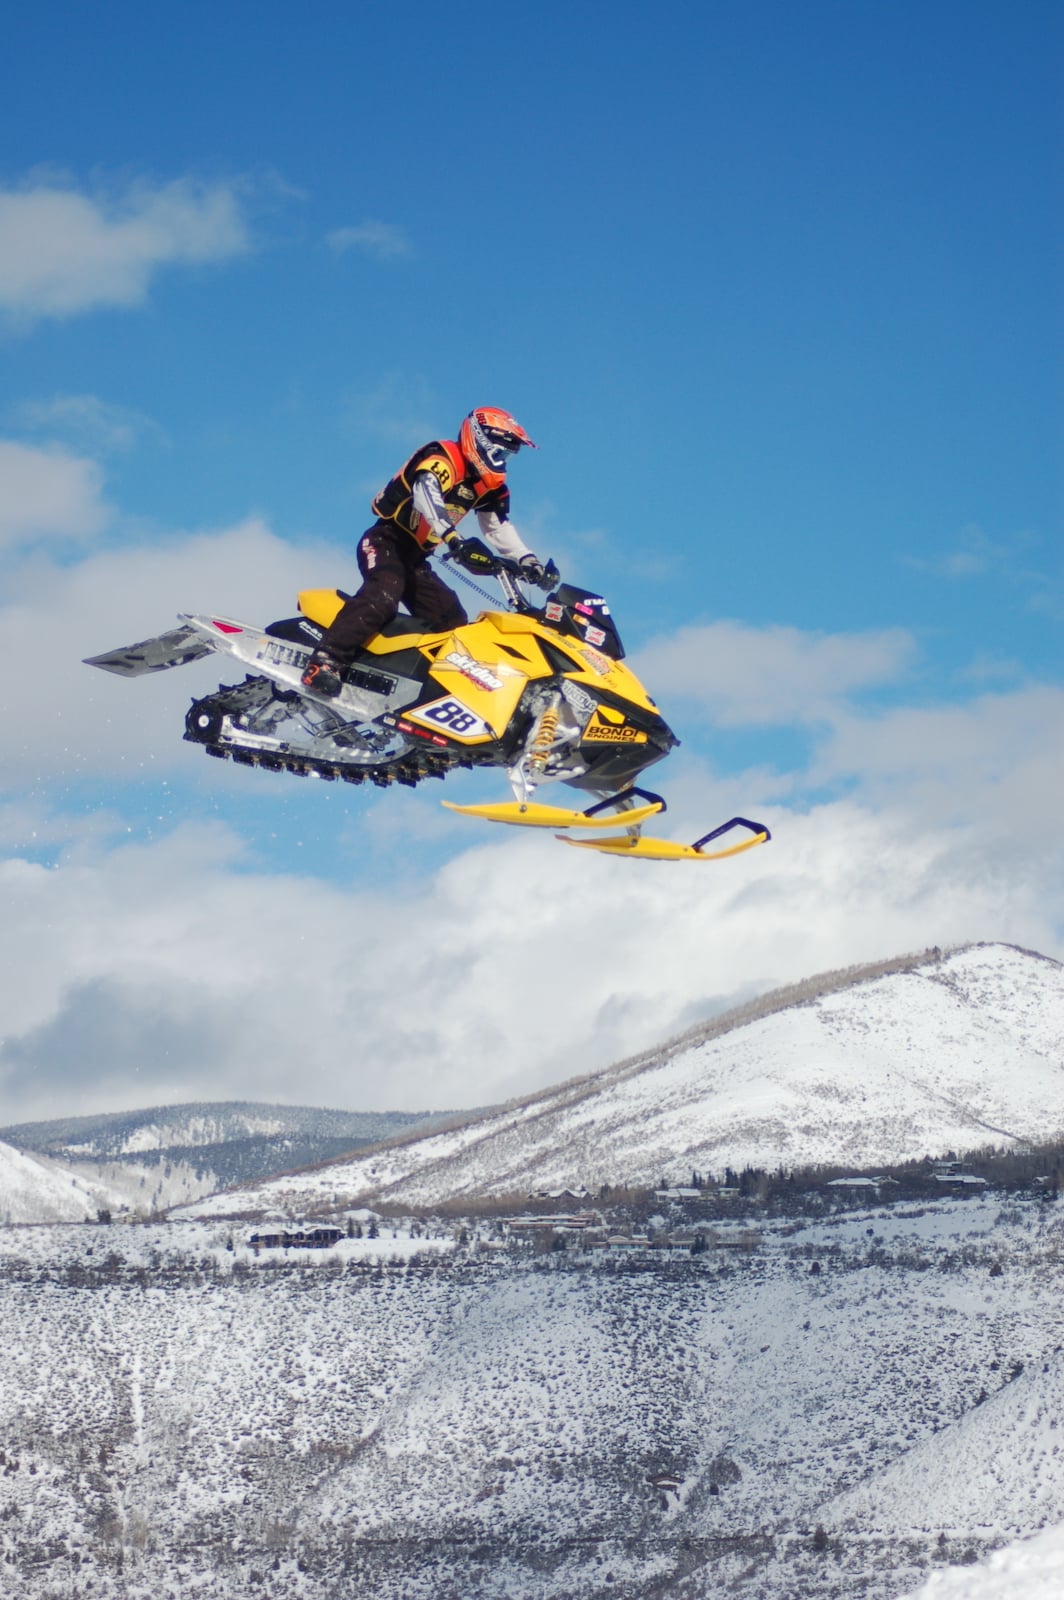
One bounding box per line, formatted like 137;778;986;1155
824;1176;899;1199
931;1169;987;1189
648;1471;682;1507
248;1225;343;1251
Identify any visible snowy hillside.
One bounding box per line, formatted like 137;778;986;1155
187;943;1064;1218
0;1138;106;1223
1;1193;1062;1598
0;1100;449;1195
0;1135;214;1223
826;1346;1064;1538
898;1523;1064;1599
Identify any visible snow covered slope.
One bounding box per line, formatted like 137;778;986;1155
0;1135;213;1223
898;1523;1064;1600
0;1138;105;1223
826;1348;1064;1539
187;943;1064;1217
2;1194;1062;1599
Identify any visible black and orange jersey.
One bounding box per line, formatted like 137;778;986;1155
372;440;510;548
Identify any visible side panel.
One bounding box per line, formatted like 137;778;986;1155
417;617;541;739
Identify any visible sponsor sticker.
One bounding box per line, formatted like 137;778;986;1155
580;646;612;676
561;681;597;720
408;696;489;742
585;625;607;647
545;601;564;622
259;639;306;668
442;650;505;691
584;710;647;744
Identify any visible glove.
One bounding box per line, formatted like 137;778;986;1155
519;553;554;590
452;536;499;575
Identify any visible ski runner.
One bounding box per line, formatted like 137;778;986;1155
301;406;554;697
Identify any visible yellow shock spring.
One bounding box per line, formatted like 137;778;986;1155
529;707;560;772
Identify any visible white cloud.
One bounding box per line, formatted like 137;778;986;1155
0;177;250;324
15;394;164;454
327;220;411;259
1;776;1060;1122
633;619;917;726
0;514;347;787
0;439;110;547
814;686;1064;827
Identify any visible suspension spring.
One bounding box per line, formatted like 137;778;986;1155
528;705;560;772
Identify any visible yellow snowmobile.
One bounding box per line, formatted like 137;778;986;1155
84;543;769;862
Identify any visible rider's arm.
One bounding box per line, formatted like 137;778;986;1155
475;505;533;561
411;471;459;541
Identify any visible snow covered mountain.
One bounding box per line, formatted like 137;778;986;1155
2;1191;1063;1599
0;1136;212;1222
0;1138;108;1223
187;942;1064;1218
0;1100;449;1194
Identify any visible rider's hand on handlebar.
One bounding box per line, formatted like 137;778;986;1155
520;553;556;590
448;535;499;576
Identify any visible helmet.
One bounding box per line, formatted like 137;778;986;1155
459;407;537;490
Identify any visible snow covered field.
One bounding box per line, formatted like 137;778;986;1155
1;1192;1062;1598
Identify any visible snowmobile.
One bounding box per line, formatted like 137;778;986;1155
84;541;770;862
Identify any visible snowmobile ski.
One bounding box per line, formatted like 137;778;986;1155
441;795;665;830
559;815;771;861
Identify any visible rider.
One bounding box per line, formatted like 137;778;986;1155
301;406;553;697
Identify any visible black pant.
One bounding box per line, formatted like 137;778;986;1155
319;522;468;660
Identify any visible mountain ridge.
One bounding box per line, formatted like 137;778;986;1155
183;941;1064;1218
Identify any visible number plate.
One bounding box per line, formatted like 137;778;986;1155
407;696;489;742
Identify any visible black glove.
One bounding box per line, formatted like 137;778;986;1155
519;553;556;590
452;536;499;576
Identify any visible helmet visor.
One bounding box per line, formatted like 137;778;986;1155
474;420;519;474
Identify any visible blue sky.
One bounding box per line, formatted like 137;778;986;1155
1;2;1061;1121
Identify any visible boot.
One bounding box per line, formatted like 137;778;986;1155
300;649;344;698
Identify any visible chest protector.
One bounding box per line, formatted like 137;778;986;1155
372;440;509;547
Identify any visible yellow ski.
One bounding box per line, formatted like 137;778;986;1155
560;816;771;861
442;797;665;830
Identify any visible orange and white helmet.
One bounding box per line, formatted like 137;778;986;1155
459;407;537;490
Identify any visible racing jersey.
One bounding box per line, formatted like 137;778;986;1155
371;440;532;561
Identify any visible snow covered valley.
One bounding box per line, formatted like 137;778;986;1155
2;1193;1063;1599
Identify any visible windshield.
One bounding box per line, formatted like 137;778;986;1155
540;584;625;661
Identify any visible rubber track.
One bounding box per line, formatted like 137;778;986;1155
185;684;484;789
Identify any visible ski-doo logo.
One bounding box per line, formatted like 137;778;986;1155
443;651;504;691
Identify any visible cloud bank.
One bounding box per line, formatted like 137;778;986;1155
0;440;110;547
0;176;250;324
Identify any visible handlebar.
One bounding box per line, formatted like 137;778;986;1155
440;537;559;609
